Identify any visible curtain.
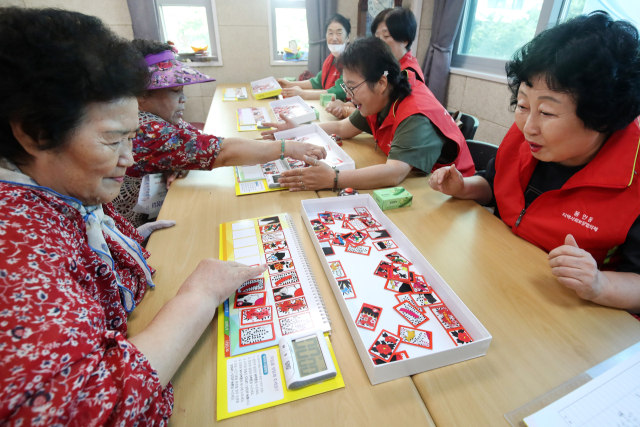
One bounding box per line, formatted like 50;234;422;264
422;0;466;105
127;0;161;41
305;0;337;74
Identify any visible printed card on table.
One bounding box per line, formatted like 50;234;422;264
331;212;346;221
395;293;413;305
318;212;334;224
448;328;473;346
394;301;429;327
261;231;285;243
279;312;314;335
372;350;409;365
355;303;382;331
368;330;401;362
374;261;393;279
263;240;287;252
344;230;368;246
269;271;300;288
239;323;276;347
373;240;398;251
384;279;412;293
389;264;411;282
320;241;335;256
316;229;333;241
259;224;282;234
431;305;461;330
275;296;308;317
329;260;346;279
272;284;303;301
354;207;371;216
410;292;441;309
368;229;391;240
267;259;295;274
331;234;347;247
237;278;266;294
385;251;412;265
345;244;372;256
337;279;357;299
410;274;432;293
347;219;368;231
234;292;267;309
257;216;280;226
240;306;273;325
264;249;291;263
398;325;433;349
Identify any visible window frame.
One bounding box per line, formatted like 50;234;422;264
450;0;569;79
267;0;308;66
155;0;224;66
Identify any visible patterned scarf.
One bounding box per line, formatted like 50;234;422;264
0;158;155;313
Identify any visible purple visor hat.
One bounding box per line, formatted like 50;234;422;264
145;50;215;90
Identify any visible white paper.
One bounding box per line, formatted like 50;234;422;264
232;228;256;240
525;346;640;427
234;245;259;259
237;165;264;182
239;181;266;194
226;349;284;413
133;173;167;218
235;254;262;266
232;220;254;231
233;235;258;248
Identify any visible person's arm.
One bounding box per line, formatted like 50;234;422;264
281;86;326;100
213;138;326;168
548;234;640;312
261;113;362;140
277;158;412;191
277;78;313;89
130;260;267;386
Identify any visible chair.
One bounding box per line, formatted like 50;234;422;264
466;139;498;171
448;110;480;140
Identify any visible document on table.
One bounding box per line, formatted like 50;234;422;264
524;350;640;427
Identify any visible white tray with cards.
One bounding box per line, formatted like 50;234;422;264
274;124;355;171
269;96;316;125
301;195;492;385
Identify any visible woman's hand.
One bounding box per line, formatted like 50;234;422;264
261;114;298;140
178;259;267;307
326;99;346;118
285;142;327;162
163;170;189;189
137;220;176;239
276;78;293;88
548;234;605;301
278;160;334;191
428;165;465;196
282;86;305;98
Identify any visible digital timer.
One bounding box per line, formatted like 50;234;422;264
279;329;337;390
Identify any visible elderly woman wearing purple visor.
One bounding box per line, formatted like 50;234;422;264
113;40;326;227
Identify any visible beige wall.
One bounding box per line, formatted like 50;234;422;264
2;0;514;141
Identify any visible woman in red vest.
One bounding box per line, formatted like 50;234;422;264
276;14;350;102
328;7;424;120
429;12;640;312
263;37;474;191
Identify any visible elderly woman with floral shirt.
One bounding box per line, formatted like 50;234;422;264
0;8;309;426
113;39;325;227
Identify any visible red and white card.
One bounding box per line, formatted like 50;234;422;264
368;329;401;362
355;303;382;331
431;305;461;330
394;301;429;327
373;239;398;251
239;323;276;347
345;244;372;256
397;325;433;349
448;328;474;346
240;306;273;325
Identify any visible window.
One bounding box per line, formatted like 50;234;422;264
451;0;640;78
156;0;223;65
268;0;309;65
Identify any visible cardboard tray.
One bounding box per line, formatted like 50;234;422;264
274;124;355;171
250;76;282;100
301;195;492;385
269;96;316;125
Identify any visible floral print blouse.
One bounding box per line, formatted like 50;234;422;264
0;183;173;426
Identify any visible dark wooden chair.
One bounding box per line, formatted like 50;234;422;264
466;139;498;170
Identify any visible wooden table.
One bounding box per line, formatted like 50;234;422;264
129;83;640;427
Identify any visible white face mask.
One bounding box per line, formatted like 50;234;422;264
328;43;346;56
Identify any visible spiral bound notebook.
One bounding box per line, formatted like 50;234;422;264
219;213;331;357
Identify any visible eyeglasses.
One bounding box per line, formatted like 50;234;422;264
340;80;366;98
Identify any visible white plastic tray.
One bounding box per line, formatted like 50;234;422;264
275;124;355;171
269;96;316;125
301;195;492;385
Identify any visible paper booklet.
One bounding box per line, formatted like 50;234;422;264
133;173;167;218
236;107;275;132
223;87;248;101
219;213;331;357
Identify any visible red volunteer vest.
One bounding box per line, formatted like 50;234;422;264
365;71;475;177
494;120;640;269
399;51;425;84
321;54;341;90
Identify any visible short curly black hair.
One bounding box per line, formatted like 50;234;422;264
132;39;172;57
506;11;640;134
0;7;149;163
